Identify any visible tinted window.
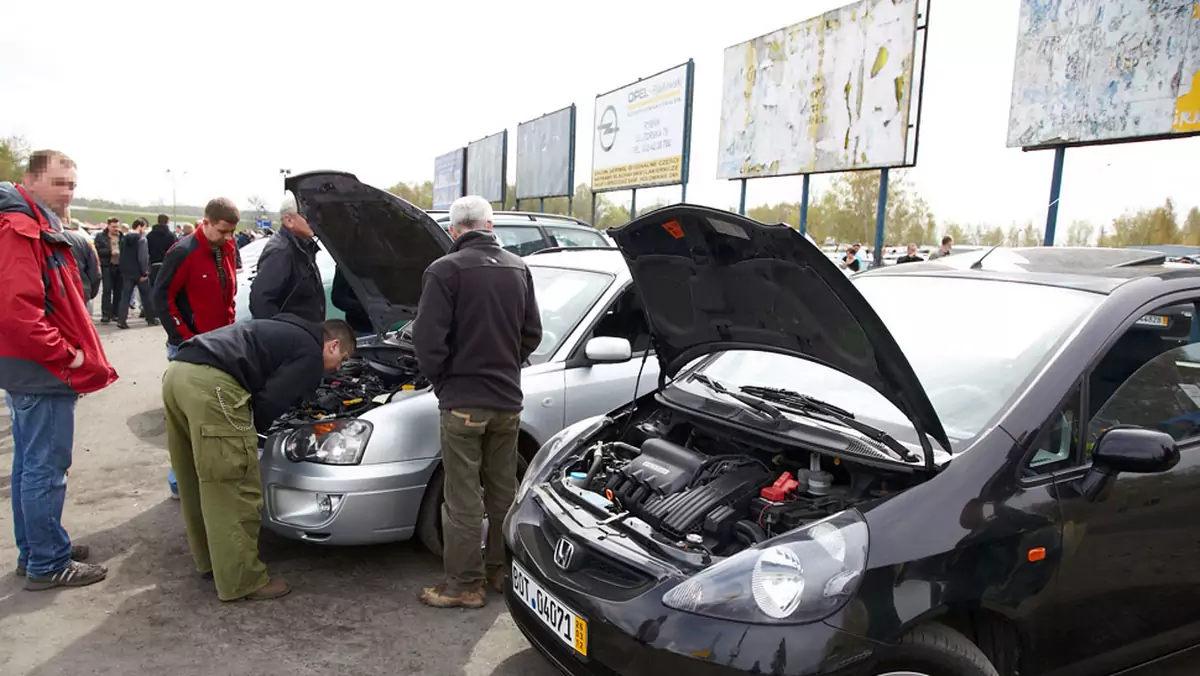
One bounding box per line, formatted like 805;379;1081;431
1090;343;1200;444
587;286;651;354
494;226;547;256
547;226;608;249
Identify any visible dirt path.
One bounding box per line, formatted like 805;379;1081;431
0;320;555;676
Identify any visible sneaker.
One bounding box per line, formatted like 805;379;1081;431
100;317;111;324
419;583;487;609
486;567;507;593
15;544;90;578
239;577;290;601
169;491;180;501
25;560;107;591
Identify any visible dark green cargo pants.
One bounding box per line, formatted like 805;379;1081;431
162;361;269;601
440;408;520;593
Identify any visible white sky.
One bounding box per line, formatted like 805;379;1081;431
5;0;1199;243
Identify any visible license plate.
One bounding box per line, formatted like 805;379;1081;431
511;561;588;656
1136;314;1169;327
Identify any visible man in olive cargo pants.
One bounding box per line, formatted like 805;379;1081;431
162;362;266;600
414;196;542;609
162;314;354;601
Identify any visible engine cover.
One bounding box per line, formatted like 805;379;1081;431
640;462;771;539
604;438;704;507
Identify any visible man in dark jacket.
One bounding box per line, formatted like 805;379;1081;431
0;150;118;591
145;213;177;290
93;217;123;323
413;195;542;609
249;191;325;323
896;243;924;264
116;218;158;329
161;315;354;601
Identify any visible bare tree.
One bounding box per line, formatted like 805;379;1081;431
247;195;268;220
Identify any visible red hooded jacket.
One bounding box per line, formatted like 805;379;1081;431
0;183;118;395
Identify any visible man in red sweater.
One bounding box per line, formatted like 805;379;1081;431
0;150;118;591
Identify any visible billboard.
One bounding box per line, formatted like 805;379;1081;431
1007;0;1200;149
516;105;576;200
592;61;694;192
716;0;921;179
466;130;507;204
432;148;466;209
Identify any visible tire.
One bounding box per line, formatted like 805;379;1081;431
872;623;999;676
416;453;530;558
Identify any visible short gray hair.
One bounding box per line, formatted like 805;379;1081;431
449;195;493;231
281;190;299;216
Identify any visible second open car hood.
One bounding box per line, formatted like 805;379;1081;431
608;204;951;456
285;171;452;333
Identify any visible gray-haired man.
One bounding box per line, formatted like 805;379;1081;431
413;195;542;609
249;191;324;322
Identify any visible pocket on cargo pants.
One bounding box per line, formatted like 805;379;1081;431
196;425;254;483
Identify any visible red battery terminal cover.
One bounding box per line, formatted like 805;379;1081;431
761;471;800;501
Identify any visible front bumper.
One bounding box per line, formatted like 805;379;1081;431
503;489;884;676
259;434;438;545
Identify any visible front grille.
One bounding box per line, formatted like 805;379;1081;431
519;512;654;602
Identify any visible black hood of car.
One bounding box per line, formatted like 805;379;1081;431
285;171;452;333
609;204;951;453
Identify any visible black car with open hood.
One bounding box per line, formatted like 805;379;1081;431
284;171;452;335
607;203;951;460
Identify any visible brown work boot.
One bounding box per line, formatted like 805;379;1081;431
486;567;507;594
419;583;487;609
241;578;290;601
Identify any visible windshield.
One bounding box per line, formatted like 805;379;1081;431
400;265;612;364
696;276;1102;449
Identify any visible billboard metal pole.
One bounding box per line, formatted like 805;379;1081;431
799;174;811;235
590;192;597;225
630;189;638;219
681;59;695;204
873;168;889;269
738;180;748;216
540;197;545;212
1044;146;1066;246
568;196;573;217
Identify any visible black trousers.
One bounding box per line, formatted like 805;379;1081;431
117;276;153;325
100;265;123;320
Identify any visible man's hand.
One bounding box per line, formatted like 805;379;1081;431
140;276;148;282
68;350;84;369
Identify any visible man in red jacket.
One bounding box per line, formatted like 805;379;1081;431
151;198;239;498
152;197;240;361
0;150;117;591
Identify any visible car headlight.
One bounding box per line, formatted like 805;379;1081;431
283;420;372;465
516;415;610;503
662;509;868;624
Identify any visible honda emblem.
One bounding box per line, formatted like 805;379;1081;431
553;538;576;571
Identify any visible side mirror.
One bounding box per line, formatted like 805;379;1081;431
1080;427;1179;500
584;337;632;364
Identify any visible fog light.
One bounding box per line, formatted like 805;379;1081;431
315;493;343;517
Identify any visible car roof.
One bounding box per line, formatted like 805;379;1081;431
859;246;1200;294
524;247;630;278
427;210;595;230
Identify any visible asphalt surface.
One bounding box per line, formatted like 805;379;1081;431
0;316;559;676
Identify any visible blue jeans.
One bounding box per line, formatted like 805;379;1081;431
166;342;179;493
6;392;77;577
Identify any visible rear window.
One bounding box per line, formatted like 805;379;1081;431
546;226;608;249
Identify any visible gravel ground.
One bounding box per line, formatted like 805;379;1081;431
0;318;558;676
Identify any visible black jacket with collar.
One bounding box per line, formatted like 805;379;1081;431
119;232;150;278
412;230;542;412
248;226;326;323
172;313;325;433
146;224;177;266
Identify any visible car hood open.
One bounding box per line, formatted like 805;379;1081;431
608;204;951;456
285;171;452;333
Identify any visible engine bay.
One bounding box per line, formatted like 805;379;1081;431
270;346;428;432
554;407;918;560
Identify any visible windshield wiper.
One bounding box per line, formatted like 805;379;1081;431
691;374;785;423
739;385;918;463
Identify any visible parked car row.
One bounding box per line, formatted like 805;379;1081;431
253;173;1200;676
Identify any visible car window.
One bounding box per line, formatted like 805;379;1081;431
527;266;614;362
1089;342;1200;447
546;226;607;249
1025;387;1082;474
586;286;651;354
494;226;548;256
